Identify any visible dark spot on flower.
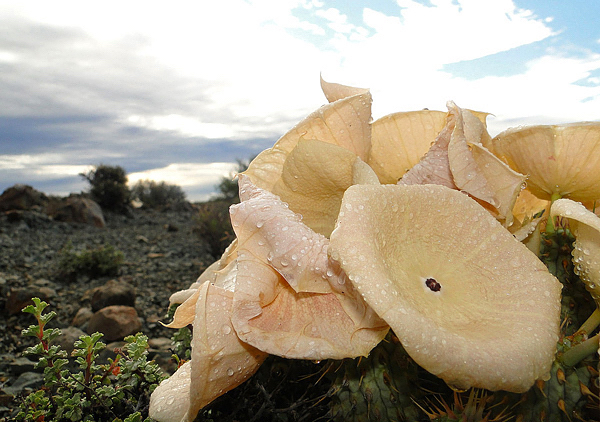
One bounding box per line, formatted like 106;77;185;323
425;278;441;292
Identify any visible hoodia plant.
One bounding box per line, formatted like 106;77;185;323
150;78;599;422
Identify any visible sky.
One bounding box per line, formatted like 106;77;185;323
1;0;599;201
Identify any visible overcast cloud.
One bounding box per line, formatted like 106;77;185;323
1;0;599;200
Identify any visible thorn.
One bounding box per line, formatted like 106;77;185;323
556;368;566;384
557;399;572;422
535;379;546;397
579;381;600;400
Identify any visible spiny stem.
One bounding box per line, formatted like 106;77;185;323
561;333;600;367
546;192;563;234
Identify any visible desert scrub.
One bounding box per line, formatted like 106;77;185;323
194;199;236;259
16;298;165;422
56;241;124;281
131;180;187;210
80;164;131;214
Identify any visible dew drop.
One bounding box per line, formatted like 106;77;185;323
222;324;232;335
227;368;234;376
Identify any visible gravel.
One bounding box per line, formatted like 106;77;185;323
0;206;216;396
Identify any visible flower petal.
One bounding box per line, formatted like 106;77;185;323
270;139;378;237
149;360;192;422
189;281;267;416
230;177;388;359
492;123;600;201
320;75;369;103
243;92;372;191
330;184;561;393
398;109;456;189
232;251;388;359
150;281;267;422
369;110;447;184
551;199;600;302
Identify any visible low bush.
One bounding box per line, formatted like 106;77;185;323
131;180;186;210
80;165;131;214
15;298;165;422
56;242;124;281
194;199;236;259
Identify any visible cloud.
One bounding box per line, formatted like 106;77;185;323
0;0;599;201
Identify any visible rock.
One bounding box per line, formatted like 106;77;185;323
2;372;44;396
51;326;87;356
90;279;136;312
71;307;94;327
87;306;142;342
5;286;57;315
148;337;172;350
0;184;48;212
8;357;37;375
5;210;52;228
48;195;105;228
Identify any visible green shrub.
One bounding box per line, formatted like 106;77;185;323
80;164;131;213
57;242;124;281
213;157;253;203
131;180;186;209
16;298;165;422
194;199;236;259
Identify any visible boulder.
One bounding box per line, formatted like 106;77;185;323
5;286;57;315
71;307;94;327
90;279;136;312
48;195;105;228
0;184;48;212
51;326;87;356
87;305;142;342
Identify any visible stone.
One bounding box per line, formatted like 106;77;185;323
48;195;105;228
0;184;48;212
51;326;87;356
87;305;142;342
71;307;94;327
3;372;44;396
148;337;172;350
5;286;57;315
90;279;136;312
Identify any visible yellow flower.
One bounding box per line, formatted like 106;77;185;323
490;123;600;202
150;78;564;421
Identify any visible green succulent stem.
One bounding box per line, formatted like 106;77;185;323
560;333;600;367
578;307;600;336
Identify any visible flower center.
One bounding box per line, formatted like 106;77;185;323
425;277;441;292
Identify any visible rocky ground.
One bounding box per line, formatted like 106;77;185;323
0;205;218;418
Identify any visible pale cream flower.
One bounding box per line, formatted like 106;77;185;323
490;123;600;202
329;183;562;393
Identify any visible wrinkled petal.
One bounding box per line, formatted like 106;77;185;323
368;110;447;184
165;288;201;329
468;143;527;225
400;102;525;225
188;281;267;415
149;361;192;422
492;123;600;202
399;109;457;188
150;281;267;422
551;199;600;302
229;177;388;359
330;184;561;393
320;75;369;103
270;139;378;237
446;105;495;200
243;92;372;191
164;240;239;328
